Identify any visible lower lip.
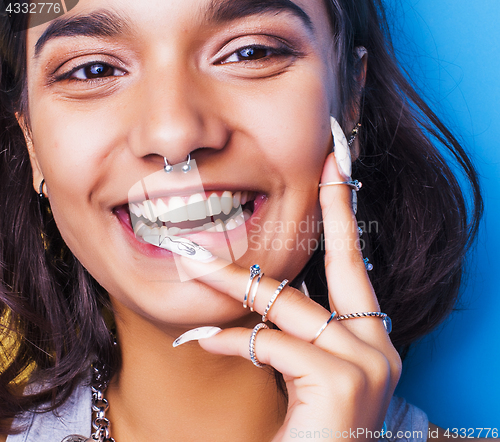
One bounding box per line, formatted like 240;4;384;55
114;194;267;259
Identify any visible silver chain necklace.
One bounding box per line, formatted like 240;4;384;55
61;363;115;442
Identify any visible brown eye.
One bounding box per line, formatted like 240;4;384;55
222;46;272;63
84;63;114;78
70;63;125;80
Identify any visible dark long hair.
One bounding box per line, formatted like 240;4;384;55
0;0;482;433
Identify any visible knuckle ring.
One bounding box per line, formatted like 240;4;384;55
243;264;261;309
262;279;289;322
336;311;392;334
249;272;264;312
318;179;362;191
249;323;269;367
311;311;337;343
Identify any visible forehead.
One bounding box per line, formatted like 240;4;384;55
26;0;333;56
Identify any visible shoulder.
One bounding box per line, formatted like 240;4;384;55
383;396;428;442
4;381;91;442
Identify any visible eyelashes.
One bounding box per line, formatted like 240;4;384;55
52;43;298;84
54;61;127;82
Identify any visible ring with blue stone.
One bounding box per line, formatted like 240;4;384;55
243;264;262;309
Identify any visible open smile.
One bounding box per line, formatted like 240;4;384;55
129;191;259;240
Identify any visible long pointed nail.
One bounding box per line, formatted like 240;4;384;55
142;234;214;262
173;326;222;347
330;116;352;179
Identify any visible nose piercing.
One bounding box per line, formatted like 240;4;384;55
164;154;191;173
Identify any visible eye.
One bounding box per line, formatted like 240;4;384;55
70;62;126;80
221;46;281;64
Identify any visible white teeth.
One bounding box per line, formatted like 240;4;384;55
233;191;241;209
206;193;222;216
203;221;215;231
168;197;188;223
169;226;181;236
156;199;169;223
220;191;233;215
234;212;245;227
241;191;248;205
160;226;169;237
214;219;225;232
143;200;156;222
243;210;251;221
134;220;149;236
225;218;238;231
130;203;142;218
187;193;207;221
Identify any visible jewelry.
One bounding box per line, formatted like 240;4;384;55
164;154;191;173
347;122;361;147
336;311;392;334
38;179;46;199
249;323;269;367
61;362;114;442
363;257;374;271
243;264;261;309
249;272;264;312
318;179;362;191
262;279;288;322
311;311;337;343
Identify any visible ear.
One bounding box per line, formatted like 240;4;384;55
347;46;368;161
15;113;45;194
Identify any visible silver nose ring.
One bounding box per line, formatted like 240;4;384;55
164;154;191;173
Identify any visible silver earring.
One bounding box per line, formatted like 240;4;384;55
164;154;191;173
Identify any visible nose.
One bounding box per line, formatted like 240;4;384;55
128;63;228;165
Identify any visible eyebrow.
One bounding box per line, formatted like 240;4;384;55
34;1;313;58
207;0;313;32
34;10;130;57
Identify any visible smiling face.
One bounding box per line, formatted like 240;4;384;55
24;0;342;331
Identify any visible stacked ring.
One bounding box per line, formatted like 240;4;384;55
262;279;289;322
243;265;261;309
249;323;269;367
249;272;264;312
336;312;392;334
311;311;337;343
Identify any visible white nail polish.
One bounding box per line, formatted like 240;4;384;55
330;116;352;179
173;326;222;347
142;234;214;262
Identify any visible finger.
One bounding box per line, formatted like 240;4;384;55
179;256;363;354
320;153;386;339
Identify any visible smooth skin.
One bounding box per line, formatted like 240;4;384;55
1;0;460;440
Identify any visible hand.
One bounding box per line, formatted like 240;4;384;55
178;152;402;441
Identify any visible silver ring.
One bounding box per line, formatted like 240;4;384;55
262;279;289;322
249;323;269;367
336;312;392;334
243;264;261;309
249;272;264;312
319;180;362;191
311;311;337;343
164;154;191;173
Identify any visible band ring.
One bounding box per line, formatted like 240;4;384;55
262;279;289;322
249;272;264;312
336;311;392;334
311;311;337;343
319;180;362;191
243;265;262;309
249;323;269;367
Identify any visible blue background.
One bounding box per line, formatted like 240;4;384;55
385;0;500;430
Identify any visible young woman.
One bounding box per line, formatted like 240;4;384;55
0;0;482;441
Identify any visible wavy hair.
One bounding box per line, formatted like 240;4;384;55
0;0;482;433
